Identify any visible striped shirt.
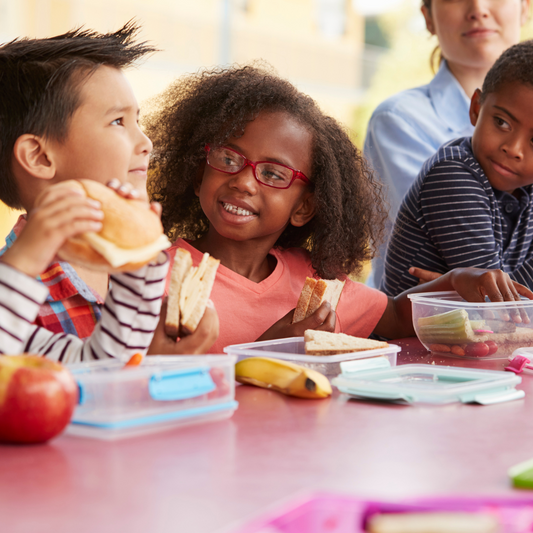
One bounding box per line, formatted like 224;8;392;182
0;253;169;363
382;137;533;296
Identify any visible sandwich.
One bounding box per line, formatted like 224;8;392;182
366;512;499;533
304;329;389;356
57;180;171;272
293;277;345;323
165;248;220;337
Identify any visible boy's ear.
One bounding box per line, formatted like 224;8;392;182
469;89;483;127
520;0;530;26
421;5;435;35
13;134;56;180
290;191;315;227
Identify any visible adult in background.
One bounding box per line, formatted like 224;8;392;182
364;0;530;288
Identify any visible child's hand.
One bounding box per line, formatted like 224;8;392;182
256;301;336;342
409;266;442;285
450;268;533;323
147;299;220;355
1;184;103;278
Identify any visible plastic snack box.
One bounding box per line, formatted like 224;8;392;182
66;355;238;440
232;492;533;533
408;291;533;360
224;337;399;378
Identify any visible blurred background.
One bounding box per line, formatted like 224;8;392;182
1;0;531;248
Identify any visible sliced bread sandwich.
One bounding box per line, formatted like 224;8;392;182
304;329;389;356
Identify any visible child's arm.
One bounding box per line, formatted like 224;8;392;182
255;301;336;342
383;160;514;296
374;267;533;339
0;262;50;355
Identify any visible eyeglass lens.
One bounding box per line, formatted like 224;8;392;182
208;147;294;188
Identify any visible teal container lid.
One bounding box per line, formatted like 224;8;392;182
332;358;524;405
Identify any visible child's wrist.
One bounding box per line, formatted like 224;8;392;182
1;248;42;278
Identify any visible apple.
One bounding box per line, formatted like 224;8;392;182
0;354;78;444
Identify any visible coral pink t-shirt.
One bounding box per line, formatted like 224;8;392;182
167;239;388;354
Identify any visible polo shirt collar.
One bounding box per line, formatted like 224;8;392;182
429;60;472;133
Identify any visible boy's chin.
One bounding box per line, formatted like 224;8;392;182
125;176;149;201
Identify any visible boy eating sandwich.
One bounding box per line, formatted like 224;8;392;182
0;23;218;357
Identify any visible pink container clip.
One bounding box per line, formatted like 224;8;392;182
506;348;533;374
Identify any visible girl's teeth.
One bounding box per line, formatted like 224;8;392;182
223;203;254;216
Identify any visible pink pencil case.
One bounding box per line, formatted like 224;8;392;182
232;492;533;533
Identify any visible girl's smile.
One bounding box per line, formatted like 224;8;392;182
195;111;314;246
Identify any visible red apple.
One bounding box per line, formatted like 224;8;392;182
0;354;78;444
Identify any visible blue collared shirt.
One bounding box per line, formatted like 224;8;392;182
364;61;475;288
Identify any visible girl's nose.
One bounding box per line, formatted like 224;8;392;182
228;163;259;194
466;0;490;19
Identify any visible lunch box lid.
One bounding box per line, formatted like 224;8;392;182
331;358;524;405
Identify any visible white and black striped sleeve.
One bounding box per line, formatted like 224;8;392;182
0;262;49;355
22;252;170;364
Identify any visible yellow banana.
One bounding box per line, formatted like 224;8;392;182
235;357;332;399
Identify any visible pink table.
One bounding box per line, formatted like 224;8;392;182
2;339;533;533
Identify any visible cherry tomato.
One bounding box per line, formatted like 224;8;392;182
464;342;490;357
485;341;498;355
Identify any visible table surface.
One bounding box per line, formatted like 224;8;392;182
2;339;533;533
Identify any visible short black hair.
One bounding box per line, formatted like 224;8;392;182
0;21;156;208
144;64;386;279
481;40;533;101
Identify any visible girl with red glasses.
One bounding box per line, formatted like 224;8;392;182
144;65;531;353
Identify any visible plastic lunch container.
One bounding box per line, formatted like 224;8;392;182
224;337;399;378
408;291;533;360
232;492;533;533
66;355;238;440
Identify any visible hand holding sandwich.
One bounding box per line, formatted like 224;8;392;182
1;180;164;278
1;183;104;278
256;301;336;342
148;298;219;355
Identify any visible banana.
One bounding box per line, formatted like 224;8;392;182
235;357;332;399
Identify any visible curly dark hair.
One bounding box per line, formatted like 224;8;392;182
144;64;386;279
0;21;156;209
481;40;533;102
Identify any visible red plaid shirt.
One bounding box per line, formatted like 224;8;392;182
0;216;104;339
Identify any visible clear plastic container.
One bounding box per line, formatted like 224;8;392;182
66;355;237;440
224;337;399;378
408;291;533;359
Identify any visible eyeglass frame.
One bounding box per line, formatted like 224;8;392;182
204;144;311;190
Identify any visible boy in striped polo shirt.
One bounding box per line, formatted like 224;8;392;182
382;40;533;297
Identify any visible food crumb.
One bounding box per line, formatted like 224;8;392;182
431;361;435;365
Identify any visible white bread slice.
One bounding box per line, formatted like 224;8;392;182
179;253;220;334
304;329;389;356
293;278;317;323
165;248;193;339
367;512;498;533
293;278;345;323
306;279;345;317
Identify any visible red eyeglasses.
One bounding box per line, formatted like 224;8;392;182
205;145;311;189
